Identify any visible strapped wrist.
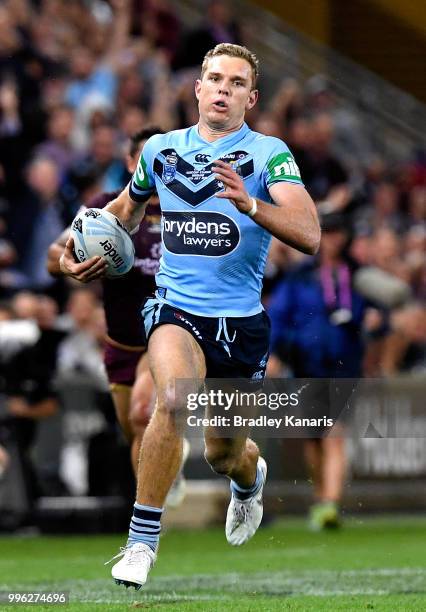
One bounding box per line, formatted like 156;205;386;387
246;197;257;218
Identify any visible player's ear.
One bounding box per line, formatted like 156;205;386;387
126;154;136;174
246;89;258;111
195;79;202;100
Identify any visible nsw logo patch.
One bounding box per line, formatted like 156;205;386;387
162;152;178;184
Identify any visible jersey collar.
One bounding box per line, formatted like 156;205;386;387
192;122;249;147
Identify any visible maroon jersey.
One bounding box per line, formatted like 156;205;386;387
89;191;161;346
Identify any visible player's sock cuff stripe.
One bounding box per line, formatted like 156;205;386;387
231;464;263;500
133;504;163;521
131;516;162;526
129;524;161;534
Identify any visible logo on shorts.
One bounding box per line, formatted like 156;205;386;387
259;353;268;368
162;152;178;184
251;370;264;380
173;312;203;339
162;211;240;257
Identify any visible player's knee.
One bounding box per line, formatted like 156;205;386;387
156;385;187;420
129;401;151;435
204;446;236;476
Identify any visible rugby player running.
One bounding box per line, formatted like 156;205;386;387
60;44;320;589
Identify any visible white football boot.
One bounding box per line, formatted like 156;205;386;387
109;542;156;590
225;456;267;546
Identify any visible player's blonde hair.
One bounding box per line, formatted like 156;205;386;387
201;43;259;90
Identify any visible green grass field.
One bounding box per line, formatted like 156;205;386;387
1;516;425;611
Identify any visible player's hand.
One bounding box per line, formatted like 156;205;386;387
59;237;107;283
213;160;252;214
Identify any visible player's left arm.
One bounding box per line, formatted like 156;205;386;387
214;160;320;255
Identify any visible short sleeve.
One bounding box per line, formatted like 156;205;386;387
261;137;303;191
129;135;158;203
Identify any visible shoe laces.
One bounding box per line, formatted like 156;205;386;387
104;546;127;566
104;544;153;566
232;496;255;526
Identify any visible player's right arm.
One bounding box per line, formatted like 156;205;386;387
105;137;157;231
104;184;149;233
47;227;108;283
47;185;152;284
48;137;157;283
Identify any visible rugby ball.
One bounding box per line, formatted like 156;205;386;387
70;208;135;277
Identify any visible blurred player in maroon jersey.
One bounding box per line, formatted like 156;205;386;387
47;128;187;506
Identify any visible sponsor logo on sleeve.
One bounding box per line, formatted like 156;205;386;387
267;152;302;183
135;154;152;190
162;211;240;257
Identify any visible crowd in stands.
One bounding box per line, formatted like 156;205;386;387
0;0;424;525
0;0;424;379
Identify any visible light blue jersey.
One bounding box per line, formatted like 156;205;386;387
129;123;303;317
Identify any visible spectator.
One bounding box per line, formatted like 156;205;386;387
11;157;67;294
370;228;411;284
64;1;131;110
0;443;9;479
5;294;66;509
267;213;385;530
137;0;181;61
298;113;352;214
57;288;107;389
381;303;426;375
304;74;372;174
77;124;126;193
354;181;408;235
35;105;77;178
173;0;242;71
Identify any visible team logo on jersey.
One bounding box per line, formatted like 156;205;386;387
154;149;253;206
194;153;211;164
162;152;178;184
162;211;240;257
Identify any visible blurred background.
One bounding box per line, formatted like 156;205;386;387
0;0;424;534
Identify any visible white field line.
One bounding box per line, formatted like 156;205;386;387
2;567;425;602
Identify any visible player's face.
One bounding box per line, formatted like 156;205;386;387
195;55;258;130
